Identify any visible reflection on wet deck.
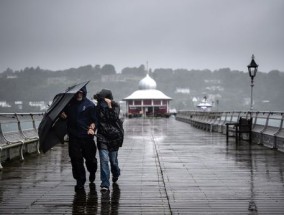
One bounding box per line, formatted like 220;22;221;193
1;118;284;214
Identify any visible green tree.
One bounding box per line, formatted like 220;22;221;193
101;64;116;75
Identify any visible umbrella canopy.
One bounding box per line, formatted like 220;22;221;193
38;81;90;153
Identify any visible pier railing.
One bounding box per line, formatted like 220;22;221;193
176;110;284;152
2;110;283;169
0;112;43;169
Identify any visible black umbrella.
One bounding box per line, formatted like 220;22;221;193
38;81;90;153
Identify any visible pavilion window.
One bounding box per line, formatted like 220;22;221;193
143;100;152;105
134;100;141;105
153;100;161;105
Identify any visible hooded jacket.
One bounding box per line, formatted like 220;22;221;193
95;89;122;151
64;86;97;138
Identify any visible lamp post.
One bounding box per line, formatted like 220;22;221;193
247;54;258;110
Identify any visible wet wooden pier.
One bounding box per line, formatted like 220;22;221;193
1;118;284;214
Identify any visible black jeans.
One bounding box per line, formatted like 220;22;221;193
69;136;97;186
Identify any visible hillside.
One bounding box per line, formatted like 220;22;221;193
0;65;283;112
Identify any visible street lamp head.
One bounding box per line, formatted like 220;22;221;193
247;54;258;79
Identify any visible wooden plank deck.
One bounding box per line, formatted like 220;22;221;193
1;118;284;214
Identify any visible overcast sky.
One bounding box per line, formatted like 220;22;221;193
0;0;283;73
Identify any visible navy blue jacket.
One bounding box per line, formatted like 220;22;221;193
64;86;97;138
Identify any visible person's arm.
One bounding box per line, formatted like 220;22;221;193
105;99;120;121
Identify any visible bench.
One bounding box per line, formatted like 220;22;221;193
222;111;241;135
16;113;42;154
186;111;201;128
175;111;192;124
176;110;284;152
251;112;270;144
194;112;210;130
209;112;224;132
226;117;252;143
261;112;282;149
206;112;221;132
275;113;284;152
225;112;250;134
0;113;25;169
0;113;42;170
217;112;232;133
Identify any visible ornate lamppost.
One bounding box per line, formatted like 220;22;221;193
247;55;258;110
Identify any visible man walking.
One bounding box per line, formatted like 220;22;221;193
61;86;98;192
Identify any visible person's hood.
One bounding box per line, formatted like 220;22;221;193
95;89;113;100
79;85;87;98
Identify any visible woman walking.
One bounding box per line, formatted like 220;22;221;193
94;89;123;192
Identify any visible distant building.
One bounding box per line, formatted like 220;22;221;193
101;74;126;82
15;101;23;110
197;96;212;111
175;88;190;94
123;74;172;117
6;75;18;79
28;101;48;111
0;101;11;108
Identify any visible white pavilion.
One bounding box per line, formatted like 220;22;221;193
123;74;172;117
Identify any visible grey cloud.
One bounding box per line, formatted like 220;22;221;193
0;0;283;72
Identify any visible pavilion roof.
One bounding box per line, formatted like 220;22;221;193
123;89;172;100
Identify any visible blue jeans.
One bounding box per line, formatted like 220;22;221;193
99;149;120;188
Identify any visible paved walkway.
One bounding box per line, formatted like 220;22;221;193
1;118;284;214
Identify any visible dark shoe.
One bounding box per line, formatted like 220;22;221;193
112;177;118;183
74;185;85;192
89;173;96;183
89;182;96;191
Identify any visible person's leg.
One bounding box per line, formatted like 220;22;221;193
83;138;98;183
69;137;86;190
99;149;110;189
109;150;120;182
